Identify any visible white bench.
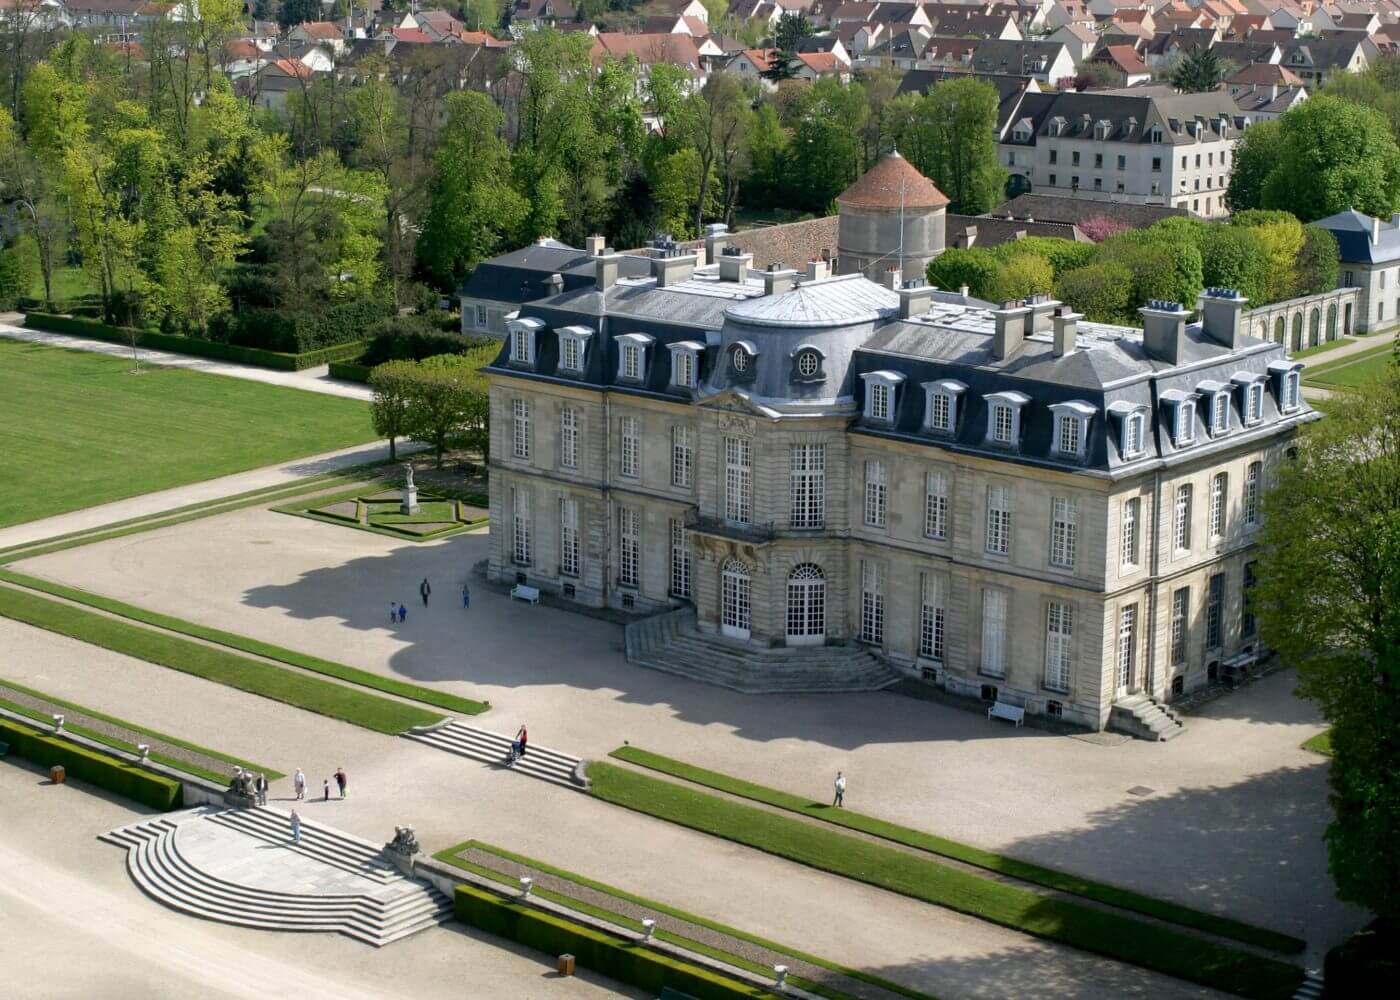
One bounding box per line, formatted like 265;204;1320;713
987;701;1025;727
510;584;540;605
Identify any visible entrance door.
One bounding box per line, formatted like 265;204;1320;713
720;559;751;640
1116;604;1138;697
785;564;825;646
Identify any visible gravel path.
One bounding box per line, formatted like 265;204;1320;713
0;681;239;778
458;846;913;1000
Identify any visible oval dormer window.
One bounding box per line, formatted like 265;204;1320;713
796;351;820;378
732;349;750;373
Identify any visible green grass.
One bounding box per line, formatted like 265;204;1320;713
0;584;443;734
611;747;1303;955
0;678;280;785
0;570;488;717
27;265;98;302
0;339;377;528
1303;343;1396;388
586;762;1304;1000
1290;336;1354;359
434;840;931;1000
369;501;458;525
273;486;487;542
1302;730;1333;755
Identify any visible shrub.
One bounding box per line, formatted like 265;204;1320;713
213;296;391;353
987;253;1054;302
1200;225;1271;305
927;247;1001;299
1294;225;1341;297
1098;236;1203;312
1055;261;1134;323
359;316;494;365
1078;216;1131;243
991;236;1096;276
0;717;183;810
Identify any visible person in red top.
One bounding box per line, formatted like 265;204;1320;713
511;725;528;761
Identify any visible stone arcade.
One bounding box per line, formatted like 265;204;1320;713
483;155;1313;732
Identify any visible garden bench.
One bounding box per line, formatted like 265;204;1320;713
510;584;540;605
986;701;1025;727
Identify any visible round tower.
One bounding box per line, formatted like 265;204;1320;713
836;152;948;282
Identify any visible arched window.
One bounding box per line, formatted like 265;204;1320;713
720;559;751;639
785;564;825;644
1274;316;1285;344
1326;303;1338;340
1291;312;1304;352
1309;308;1321;347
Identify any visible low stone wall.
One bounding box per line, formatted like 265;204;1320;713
1243;287;1362;351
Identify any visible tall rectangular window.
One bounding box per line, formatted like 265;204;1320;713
559;407;578;470
986;485;1011;555
869;382;891;421
1050;496;1077;569
1206;572;1225;648
1170;587;1189;664
620;416;640;479
860;561;884;645
1117;604;1137;688
1044;601;1073;692
671;426;693;488
1058;415;1080;456
511;327;532;364
724;437;752;524
1121;497;1140;568
1174;483;1193;553
1244;461;1260;526
864;460;887;527
561;336;581;372
1211;393;1229;435
670;519;690;598
1241;561;1257;637
981;589;1007;677
992;404;1014;443
559;498;579;577
512;488;531;565
919;573;945;661
1124;413;1144;456
790;444;825;528
1209;472;1227;539
619;506;640;588
672;350;694;388
621;343;642;380
512;399;530;460
928;392;951;431
924;470;949;540
1175;402;1195;445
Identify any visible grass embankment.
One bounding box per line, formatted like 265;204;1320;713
0;677;280;785
1302;730;1333;755
435;840;932;1000
611;747;1303;956
1302;342;1396;388
1290;337;1354;360
0;570;487;717
0;584;443;734
586;762;1305;1000
0;338;376;528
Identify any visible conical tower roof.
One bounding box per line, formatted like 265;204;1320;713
837;152;949;211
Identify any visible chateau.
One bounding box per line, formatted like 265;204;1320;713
483;154;1313;732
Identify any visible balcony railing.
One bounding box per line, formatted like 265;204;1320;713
684;510;778;544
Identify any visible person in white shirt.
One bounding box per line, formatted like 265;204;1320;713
833;771;846;808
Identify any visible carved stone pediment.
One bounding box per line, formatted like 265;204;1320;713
699;388;778;424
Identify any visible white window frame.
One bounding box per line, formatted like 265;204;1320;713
556;325;593;374
724;436;752;525
1284;371;1301;412
1050;400;1096;459
1244;460;1261;526
1174;399;1196;446
986;484;1012;556
790;443;826;529
1123;410;1146;458
1044;601;1073;692
1209;471;1227;539
668;341;703;389
619;415;640;479
512;487;531;566
1050;496;1077;569
670;518;690;597
860;560;884;645
863;459;887;528
861;371;905;423
921;379;967;434
559;498;579;577
512;399;531;461
618;506;640;588
671;425;693;489
919;572;946;661
924;469;949;540
559;406;578;470
981;588;1008;678
1174;482;1193;553
616;332;654;381
508;317;544;365
1170;587;1189;665
1121;496;1140;569
1233;373;1265;425
983;391;1030;448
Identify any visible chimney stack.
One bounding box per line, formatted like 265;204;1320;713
595;253;621;291
718;247;753;282
881;266;901;291
959;283;970;300
1393;212;1400;231
992;301;1031;362
703;223;728;266
1373;215;1382;245
1052;306;1080;358
1139;300;1191;364
585;234;606;256
1026;293;1059;335
652;248;698;288
545;272;563;297
806;259;828;282
898;279;935;319
1198;287;1248;349
763;264;798;296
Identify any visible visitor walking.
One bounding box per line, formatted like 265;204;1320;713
256;773;268;806
398;603;407;623
290;810;302;845
420;578;431;607
833;771;846;808
510;724;528;762
334;768;347;799
389;602;398;624
323;779;331;802
293;768;306;801
462;584;471;610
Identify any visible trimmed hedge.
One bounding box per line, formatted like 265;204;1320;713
23;313;369;371
329;360;373;383
453;884;770;1000
0;717;183;810
215;297;390;354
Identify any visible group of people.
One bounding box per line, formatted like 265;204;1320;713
291;766;347;802
389;578;472;623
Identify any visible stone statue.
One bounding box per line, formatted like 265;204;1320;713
403;463;415;489
226;768;257;805
385;825;421;857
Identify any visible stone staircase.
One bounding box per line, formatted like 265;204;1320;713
403;721;588;790
625;609;901;695
1109;694;1186;741
100;808;451;946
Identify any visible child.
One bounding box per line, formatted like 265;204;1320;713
323;779;330;801
389;602;398;624
398;603;407;623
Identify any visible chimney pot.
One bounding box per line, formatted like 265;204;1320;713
585;234;606;257
718;249;753;282
763;267;798;296
652;250;698;288
1027;293;1059;334
881;267;901;291
992;302;1031;362
1373;215;1382;245
703;223;729;267
806;259;828;281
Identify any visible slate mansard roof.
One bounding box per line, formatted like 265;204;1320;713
484;264;1313;479
459;239;652;305
1002;90;1244;146
1314;209;1400;265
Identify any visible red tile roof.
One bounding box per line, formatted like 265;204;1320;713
838;152;949;211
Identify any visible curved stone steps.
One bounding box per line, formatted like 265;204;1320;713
404;721;587;790
206;806;401;882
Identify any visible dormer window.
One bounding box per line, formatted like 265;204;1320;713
862;371;905;423
616;332;654;382
922;379;967;434
983;391;1030;448
1050;401;1096;459
1232;372;1266;425
668;340;703;389
507;316;545;366
1094;119;1111;140
728;340;758;382
1149;126;1163;143
1161;391;1197;447
1125;412;1145;456
556;325;593;374
790;344;826;383
1197;381;1231;437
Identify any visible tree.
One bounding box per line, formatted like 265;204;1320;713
891;77;1006;214
417;91;525;291
403;355;479;467
987;253;1053;303
1169;48;1225;93
0;105;64;309
278;0;322;28
1226;118;1281;214
774;11;813;54
1325;55;1400;144
459;0;501;30
370;360;417;461
1253;370;1400;920
691;73;752;233
1234;209;1305;304
743;103;789;210
1054;260;1133;323
1295;225;1341;298
1259;96;1400;221
1199;224;1270;305
788;79;865;212
927;247;1000;300
1078;216;1131;242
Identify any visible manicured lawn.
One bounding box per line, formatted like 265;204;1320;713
0;584;443;734
0;339;376;528
1303;344;1396;388
369;501;458;524
1303;730;1333;755
1290;337;1354;360
586;762;1305;1000
27;265;98;302
610;747;1303;955
0;570;488;717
